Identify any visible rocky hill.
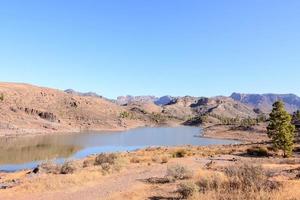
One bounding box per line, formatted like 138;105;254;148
0;83;164;136
162;96;258;121
230;93;300;113
116;95;158;105
116;95;175;106
0;82;271;137
64;89;103;98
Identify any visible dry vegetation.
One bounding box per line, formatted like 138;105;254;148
0;143;300;200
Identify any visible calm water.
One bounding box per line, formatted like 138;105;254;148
0;127;238;171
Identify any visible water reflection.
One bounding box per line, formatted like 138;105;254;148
0;127;239;171
0;136;82;164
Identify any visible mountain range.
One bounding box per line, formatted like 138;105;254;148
116;93;300;113
1;82;300;136
230;93;300;113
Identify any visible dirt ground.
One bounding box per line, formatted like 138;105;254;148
1;144;300;200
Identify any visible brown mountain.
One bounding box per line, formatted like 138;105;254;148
0;83;161;136
0;82;266;137
162;96;258;121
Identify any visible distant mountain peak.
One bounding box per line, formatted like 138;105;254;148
64;89;102;98
230;93;300;113
116;95;176;106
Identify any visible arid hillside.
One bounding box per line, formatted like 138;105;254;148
0;83;262;137
0;83;159;136
162;96;258;121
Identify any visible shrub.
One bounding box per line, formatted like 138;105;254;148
173;149;187;158
146;177;175;184
166;164;193;180
246;146;269;157
150;113;164;123
196;163;281;199
83;158;94;168
198;172;227;192
95;153;117;165
0;93;3;101
177;181;199;199
60;161;77;174
112;156;129;172
119;111;134;119
101;163;111;171
38;161;60;174
224;163;267;192
183;115;207;126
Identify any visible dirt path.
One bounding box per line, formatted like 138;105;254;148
0;156;211;200
1;163;167;200
3;149;298;200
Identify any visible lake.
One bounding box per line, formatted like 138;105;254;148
0;126;238;171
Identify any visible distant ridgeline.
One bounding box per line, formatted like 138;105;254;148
230;93;300;113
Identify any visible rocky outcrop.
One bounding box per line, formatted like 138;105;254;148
17;107;57;122
116;95;158;105
116;95;176;106
154;96;175;106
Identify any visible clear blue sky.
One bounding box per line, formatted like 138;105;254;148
0;0;300;98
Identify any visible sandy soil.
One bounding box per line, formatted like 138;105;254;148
202;123;269;142
1;144;300;200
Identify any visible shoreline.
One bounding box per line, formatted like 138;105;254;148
1;141;299;200
201;123;269;142
0;121;183;139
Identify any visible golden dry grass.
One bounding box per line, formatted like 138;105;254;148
0;143;300;200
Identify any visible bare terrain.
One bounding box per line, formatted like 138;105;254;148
1;82;300;199
0;82;262;137
1;144;300;200
0;82;179;137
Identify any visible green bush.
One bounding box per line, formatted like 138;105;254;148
184;115;207;126
119;111;130;118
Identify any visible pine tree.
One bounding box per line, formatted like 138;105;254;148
267;101;295;157
292;110;300;123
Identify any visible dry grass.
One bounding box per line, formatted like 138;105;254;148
187;163;283;200
172;149;188;158
246;146;270;157
177;181;199;199
166;164;193;180
60;161;77;174
1;143;300;200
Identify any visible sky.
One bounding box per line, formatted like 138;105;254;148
0;0;300;98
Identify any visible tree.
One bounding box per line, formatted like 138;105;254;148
267;101;295;157
292;110;300;138
292;110;300;123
